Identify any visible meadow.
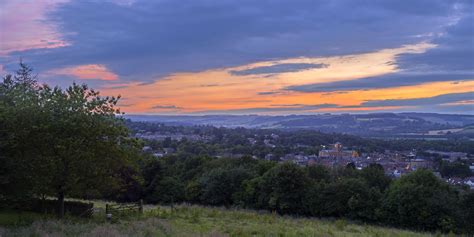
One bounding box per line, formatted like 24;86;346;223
0;204;437;237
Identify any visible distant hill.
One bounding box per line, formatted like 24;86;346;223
125;113;474;138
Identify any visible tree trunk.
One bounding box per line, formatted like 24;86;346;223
58;190;65;218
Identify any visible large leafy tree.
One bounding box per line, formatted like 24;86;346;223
256;162;309;214
199;167;252;206
0;63;43;202
1;63;141;217
381;169;460;232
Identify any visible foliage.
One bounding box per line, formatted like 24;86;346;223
129;120;474;156
0;63;141;217
199;167;253;206
439;161;472;178
150;177;185;205
249;162;309;214
381;169;461;232
133;154;473;234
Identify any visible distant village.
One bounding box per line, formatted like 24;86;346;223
136;129;474;189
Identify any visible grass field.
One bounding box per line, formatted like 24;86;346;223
0;204;438;237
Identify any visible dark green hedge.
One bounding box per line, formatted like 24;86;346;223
1;199;93;218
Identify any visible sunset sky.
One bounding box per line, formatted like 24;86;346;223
1;0;473;114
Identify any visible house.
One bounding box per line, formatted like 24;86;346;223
163;147;175;154
408;158;433;170
318;142;359;159
464;177;474;189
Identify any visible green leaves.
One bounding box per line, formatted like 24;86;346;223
0;62;140;214
382;169;460;232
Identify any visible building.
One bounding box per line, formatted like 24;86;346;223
318;142;359;159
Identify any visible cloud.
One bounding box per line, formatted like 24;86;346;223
194;103;339;114
286;1;473;93
1;0;464;82
200;84;219;87
286;73;474;92
0;0;69;56
193;92;474;114
230;63;328;76
397;4;474;72
49;64;118;81
257;91;280;95
360;92;474;107
1;0;472;115
151;105;182;110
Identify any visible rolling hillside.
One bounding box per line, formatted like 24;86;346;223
126;113;474;138
1;205;432;237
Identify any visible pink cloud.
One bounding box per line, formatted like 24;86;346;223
51;64;118;81
0;0;69;56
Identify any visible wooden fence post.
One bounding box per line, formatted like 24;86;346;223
139;199;144;214
105;204;112;222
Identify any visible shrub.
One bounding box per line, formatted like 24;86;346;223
3;199;94;218
381;169;460;232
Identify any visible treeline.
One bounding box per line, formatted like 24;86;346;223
134;154;474;234
129;121;474;155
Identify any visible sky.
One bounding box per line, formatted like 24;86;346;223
0;0;473;115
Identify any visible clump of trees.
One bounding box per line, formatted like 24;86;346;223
138;154;473;234
0;62;142;217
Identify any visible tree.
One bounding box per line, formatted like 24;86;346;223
257;162;309;214
1;66;44;202
13;60;37;87
306;165;331;182
359;163;391;191
1;63;140;217
439;161;472;178
199;167;252;206
381;169;460;232
41;83;138;217
151;177;185;206
459;191;474;234
318;178;379;220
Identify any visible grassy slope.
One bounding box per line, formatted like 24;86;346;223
0;205;433;237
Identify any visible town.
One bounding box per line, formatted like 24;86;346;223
132;122;474;189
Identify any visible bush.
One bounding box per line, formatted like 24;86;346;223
199;167;252;206
381;169;460;232
256;162;309;214
2;199;93;218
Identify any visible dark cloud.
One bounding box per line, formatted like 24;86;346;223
285;1;473;93
230;63;327;76
195;92;473;114
360;92;474;107
200;84;219;87
286;74;474;92
257;91;280;95
151;105;182;110
432;104;474;113
194;103;339;114
2;0;464;83
397;4;474;72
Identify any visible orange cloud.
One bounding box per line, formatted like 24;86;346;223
97;42;474;114
51;64;118;81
